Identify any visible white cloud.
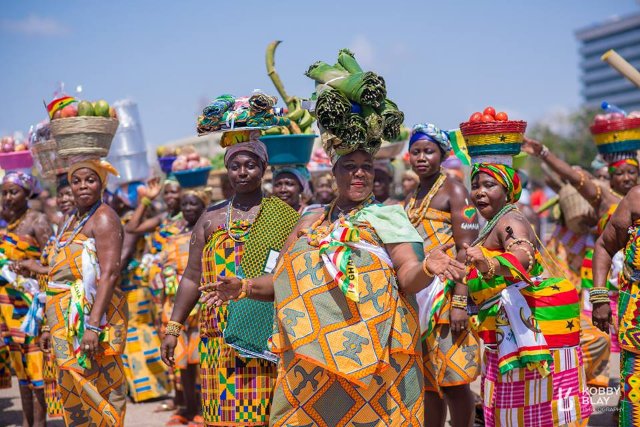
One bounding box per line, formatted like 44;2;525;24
1;15;70;37
348;35;375;70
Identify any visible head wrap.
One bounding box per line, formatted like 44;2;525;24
223;141;268;168
2;171;37;197
68;159;119;184
471;163;522;203
115;181;145;209
273;166;312;199
608;158;639;175
409;123;451;154
182;187;212;207
164;174;180;187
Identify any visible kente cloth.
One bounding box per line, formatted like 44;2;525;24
620;349;640;427
43;350;63;418
269;215;424;426
46;232;127;427
481;346;592;427
199;219;277;426
225;197;300;361
618;218;640;354
579;314;610;387
0;231;44;388
160;230;200;371
413;207;480;392
0;342;10;388
468;249;581;375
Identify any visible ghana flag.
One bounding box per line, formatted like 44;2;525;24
45;96;76;119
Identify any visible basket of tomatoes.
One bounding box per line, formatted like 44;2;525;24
460;106;527;157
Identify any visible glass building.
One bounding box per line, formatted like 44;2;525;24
575;12;640;112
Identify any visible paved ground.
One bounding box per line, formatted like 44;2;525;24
0;353;621;426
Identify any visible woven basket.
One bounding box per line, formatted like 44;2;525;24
589;117;640;155
558;184;595;235
459;120;527;157
50;117;119;158
31;139;68;180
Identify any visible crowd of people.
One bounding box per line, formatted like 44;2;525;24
1;102;640;427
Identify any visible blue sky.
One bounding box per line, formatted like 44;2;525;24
1;1;639;148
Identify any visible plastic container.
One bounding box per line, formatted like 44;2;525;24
174;166;212;188
110;100;147;156
107;151;150;185
158;156;177;174
259;134;317;165
0;151;34;170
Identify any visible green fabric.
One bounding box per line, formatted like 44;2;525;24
353;204;422;244
224;197;300;362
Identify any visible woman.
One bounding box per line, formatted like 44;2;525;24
0;171;52;427
592;185;640;426
161;141;300;426
201;141;467;426
119;180;171;403
312;172;335;205
464;162;592;426
40;159;128;426
124;176;183;238
15;173;76;420
156;188;209;425
406;124;480;427
272;166;311;213
373;160;394;204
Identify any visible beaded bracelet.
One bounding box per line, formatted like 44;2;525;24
483;254;496;280
589;288;610;305
576;172;586;190
451;294;468;310
141;197;152;207
85;323;103;335
540;145;550;159
165;321;183;337
422;253;435;278
506;239;536;272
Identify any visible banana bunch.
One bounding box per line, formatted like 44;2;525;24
263;97;315;136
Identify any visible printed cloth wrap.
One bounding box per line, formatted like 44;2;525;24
468;248;581;376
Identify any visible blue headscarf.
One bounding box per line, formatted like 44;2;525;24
409;123;451;154
273;165;312;199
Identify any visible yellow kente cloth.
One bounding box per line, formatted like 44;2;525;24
269;220;424;426
0;231;44;389
414;207;480;393
120;212;170;403
161;230;200;370
46;232;127;427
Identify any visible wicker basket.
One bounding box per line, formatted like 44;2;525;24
31;139;68;180
459;120;527;157
589;117;640;155
558;184;595;235
50;117;119;158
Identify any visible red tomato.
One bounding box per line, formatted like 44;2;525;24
483;106;496;117
482;114;495;122
495;112;509;121
469;112;483;122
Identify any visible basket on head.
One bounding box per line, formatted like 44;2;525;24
459;120;527;158
589;117;640;155
0;150;33;171
174;166;212;188
50;117;119;158
31;139;68;180
259;134;316;165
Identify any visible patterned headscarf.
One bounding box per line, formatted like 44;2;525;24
182;187;212;207
608;158;639;175
409;123;452;154
273;165;312;199
224;141;269;169
2;171;37;197
471;163;522;203
68;159;119;185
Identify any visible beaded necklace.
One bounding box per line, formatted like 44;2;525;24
472;203;517;246
609;187;624;200
405;173;446;227
6;208;29;231
307;193;375;245
54;201;102;250
225;197;262;242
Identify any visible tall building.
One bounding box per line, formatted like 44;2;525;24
575;12;640;112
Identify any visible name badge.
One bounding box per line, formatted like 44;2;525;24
264;249;280;274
